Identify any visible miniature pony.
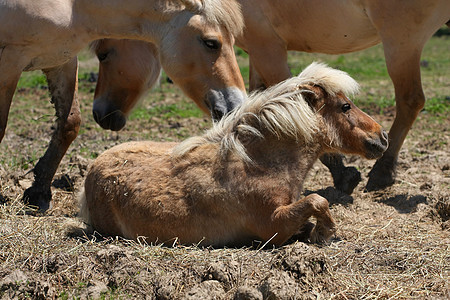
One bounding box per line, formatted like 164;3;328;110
80;63;388;246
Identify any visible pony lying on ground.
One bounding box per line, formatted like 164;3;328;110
80;63;388;247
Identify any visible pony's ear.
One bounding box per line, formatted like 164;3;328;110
180;0;204;12
299;84;322;108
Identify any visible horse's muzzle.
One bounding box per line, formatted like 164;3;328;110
364;130;389;159
206;87;246;121
93;101;127;131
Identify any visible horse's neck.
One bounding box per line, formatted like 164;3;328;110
72;0;175;43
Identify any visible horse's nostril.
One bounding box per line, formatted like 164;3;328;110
108;112;127;131
212;109;224;121
93;110;100;124
381;130;389;146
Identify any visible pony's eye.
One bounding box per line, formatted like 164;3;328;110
97;52;108;62
203;39;221;50
341;103;351;113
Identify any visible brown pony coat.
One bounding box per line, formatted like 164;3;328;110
81;63;388;247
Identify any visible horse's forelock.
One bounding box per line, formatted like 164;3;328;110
193;0;244;37
89;39;105;54
89;40;101;53
298;62;360;97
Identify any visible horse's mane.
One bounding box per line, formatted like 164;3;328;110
173;62;359;164
191;0;244;37
161;0;243;37
90;0;243;52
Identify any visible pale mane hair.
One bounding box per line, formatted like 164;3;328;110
194;0;244;37
173;63;359;164
90;0;244;51
167;0;244;37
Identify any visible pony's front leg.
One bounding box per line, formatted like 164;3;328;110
23;57;81;211
247;45;291;92
268;194;336;246
0;46;27;143
366;40;425;191
319;154;361;195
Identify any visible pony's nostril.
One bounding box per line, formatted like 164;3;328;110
211;109;224;121
108;112;127;131
381;130;389;146
93;110;100;124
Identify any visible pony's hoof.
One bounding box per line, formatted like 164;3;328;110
309;222;336;244
365;158;396;191
22;186;52;212
333;166;361;195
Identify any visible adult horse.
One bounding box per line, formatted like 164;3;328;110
237;0;449;192
0;0;246;211
93;0;449;193
80;63;388;247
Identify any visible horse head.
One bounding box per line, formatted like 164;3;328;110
91;0;246;131
92;40;161;131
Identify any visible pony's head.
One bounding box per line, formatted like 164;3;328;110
91;0;246;131
296;63;388;159
91;40;161;131
173;62;388;163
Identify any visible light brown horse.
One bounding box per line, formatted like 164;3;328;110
0;0;246;211
95;0;449;193
80;63;388;247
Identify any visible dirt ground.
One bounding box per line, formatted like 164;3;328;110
0;78;449;298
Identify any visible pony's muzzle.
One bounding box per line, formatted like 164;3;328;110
93;100;127;131
206;87;246;121
364;130;389;159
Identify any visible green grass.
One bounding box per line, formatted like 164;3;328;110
129;103;203;121
16;71;47;89
424;97;450;114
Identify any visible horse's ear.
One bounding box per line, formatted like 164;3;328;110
299;84;320;107
180;0;204;12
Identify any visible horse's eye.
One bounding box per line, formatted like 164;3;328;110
97;52;108;62
203;39;221;50
341;103;351;113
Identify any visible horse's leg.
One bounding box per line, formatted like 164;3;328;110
0;47;25;143
247;46;291;92
365;41;425;191
268;194;336;246
23;57;80;211
248;61;266;92
319;154;361;194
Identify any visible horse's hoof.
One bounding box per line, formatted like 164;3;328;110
365;158;396;191
333;166;361;195
22;186;52;212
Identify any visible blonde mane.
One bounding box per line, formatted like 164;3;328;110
173;63;359;164
193;0;244;37
166;0;244;37
90;0;243;52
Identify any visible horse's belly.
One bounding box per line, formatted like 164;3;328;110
286;33;381;54
259;0;382;54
